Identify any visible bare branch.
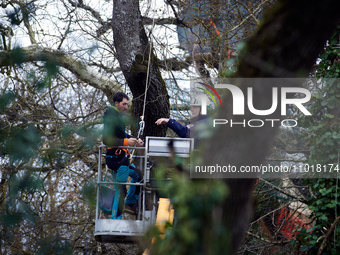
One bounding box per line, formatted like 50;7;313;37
317;216;340;255
247;231;290;245
142;16;185;27
259;178;308;204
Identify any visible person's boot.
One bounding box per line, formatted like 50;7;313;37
123;203;137;215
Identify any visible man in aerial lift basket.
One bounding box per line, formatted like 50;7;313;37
102;92;143;219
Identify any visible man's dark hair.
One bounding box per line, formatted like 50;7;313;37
112;92;129;103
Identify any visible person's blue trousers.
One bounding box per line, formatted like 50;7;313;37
110;164;143;219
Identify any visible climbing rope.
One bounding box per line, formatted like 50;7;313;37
140;17;155;126
129;17;155;164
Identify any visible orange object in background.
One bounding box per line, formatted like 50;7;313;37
276;207;311;239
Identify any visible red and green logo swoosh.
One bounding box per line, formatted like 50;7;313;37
197;82;222;107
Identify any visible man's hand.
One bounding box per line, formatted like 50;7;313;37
128;138;138;146
128;138;144;146
155;118;169;125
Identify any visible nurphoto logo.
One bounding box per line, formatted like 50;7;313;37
191;78;312;128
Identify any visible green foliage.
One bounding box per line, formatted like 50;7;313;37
148;161;230;255
1;86;42;247
0;48;93;253
8;171;43;200
296;178;340;254
219;42;246;78
0;90;42;163
6;7;22;26
81;181;97;210
27;60;60;91
44;60;59;78
3;124;42;163
297;26;340;254
0;91;16;111
36;235;73;255
0;171;43;247
6;2;36;26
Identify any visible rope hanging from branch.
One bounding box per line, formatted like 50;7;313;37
130;17;155;164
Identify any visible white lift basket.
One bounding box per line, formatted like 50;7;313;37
94;136;194;243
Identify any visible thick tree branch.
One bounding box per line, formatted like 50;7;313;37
0;45;120;99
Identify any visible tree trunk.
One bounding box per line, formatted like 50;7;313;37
203;0;340;253
112;0;170;138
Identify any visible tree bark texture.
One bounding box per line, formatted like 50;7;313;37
112;0;170;138
203;0;340;253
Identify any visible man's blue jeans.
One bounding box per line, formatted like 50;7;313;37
110;164;143;219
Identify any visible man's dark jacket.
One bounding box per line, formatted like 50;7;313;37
102;106;131;156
